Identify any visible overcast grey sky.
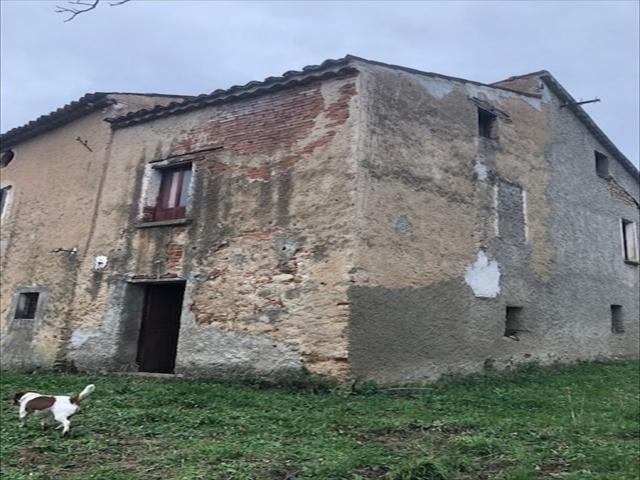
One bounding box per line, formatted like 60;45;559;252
1;0;638;165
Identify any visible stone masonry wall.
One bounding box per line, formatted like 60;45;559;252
67;75;360;379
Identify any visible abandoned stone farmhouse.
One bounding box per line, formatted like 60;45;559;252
1;56;638;383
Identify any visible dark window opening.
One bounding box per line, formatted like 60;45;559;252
15;292;39;319
504;306;524;340
0;150;14;168
611;305;624;334
478;108;497;139
595;151;609;178
154;166;192;222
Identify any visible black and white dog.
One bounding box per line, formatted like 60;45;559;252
13;384;95;435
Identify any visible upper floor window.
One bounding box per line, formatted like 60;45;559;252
621;219;639;264
478;108;497;139
0;186;9;217
0;150;14;168
15;292;39;319
154;166;192;221
595;151;609;178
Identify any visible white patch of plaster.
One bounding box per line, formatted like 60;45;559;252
540;82;553;103
474;159;488;181
418;76;455;99
519;94;542;111
139;165;162;212
465;251;501;298
522;189;529;242
465;83;542;111
94;255;108;271
70;330;101;348
493;184;500;236
111;102;127;112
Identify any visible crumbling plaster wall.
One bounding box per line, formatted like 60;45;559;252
68;76;361;379
0;94;185;370
349;63;562;383
0;108;117;370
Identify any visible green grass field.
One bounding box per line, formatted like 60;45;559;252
1;361;638;480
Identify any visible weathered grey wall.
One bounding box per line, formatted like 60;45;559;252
67;75;361;379
543;86;639;363
348;62;638;383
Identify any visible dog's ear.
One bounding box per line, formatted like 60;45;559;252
13;392;26;405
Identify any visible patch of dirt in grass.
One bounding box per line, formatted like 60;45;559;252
361;421;476;446
257;467;301;480
351;465;391;479
535;458;572;478
454;456;512;480
611;431;640;440
11;445;43;464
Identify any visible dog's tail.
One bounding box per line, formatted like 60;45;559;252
71;384;95;404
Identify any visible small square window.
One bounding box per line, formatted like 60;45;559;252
621;219;639;263
504;306;524;340
15;292;39;319
595;151;609;178
478;108;497;139
153;166;192;221
611;305;624;334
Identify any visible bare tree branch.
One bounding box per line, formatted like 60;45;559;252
55;0;131;22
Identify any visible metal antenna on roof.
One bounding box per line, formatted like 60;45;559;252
560;98;600;108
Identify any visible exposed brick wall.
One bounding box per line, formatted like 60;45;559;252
129;76;359;380
165;243;184;271
173;85;324;157
172;77;358;181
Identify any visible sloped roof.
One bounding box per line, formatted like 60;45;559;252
107;54;541;129
107;58;360;129
540;73;638;178
493;70;637;178
0;92;190;149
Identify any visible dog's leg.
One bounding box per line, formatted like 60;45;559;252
54;413;71;436
59;419;71;436
19;410;29;428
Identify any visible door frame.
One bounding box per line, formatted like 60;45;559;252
117;278;186;373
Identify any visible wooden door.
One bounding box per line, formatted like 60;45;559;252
137;283;185;373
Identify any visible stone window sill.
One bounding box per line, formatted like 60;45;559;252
624;259;639;266
136;218;191;229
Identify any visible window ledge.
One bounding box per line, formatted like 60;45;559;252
136;218;191;229
623;259;639;266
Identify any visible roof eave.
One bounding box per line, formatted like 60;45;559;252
0;93;114;149
540;74;639;179
107;61;359;129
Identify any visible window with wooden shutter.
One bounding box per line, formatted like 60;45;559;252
154;166;192;221
0;187;7;217
621;219;639;264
